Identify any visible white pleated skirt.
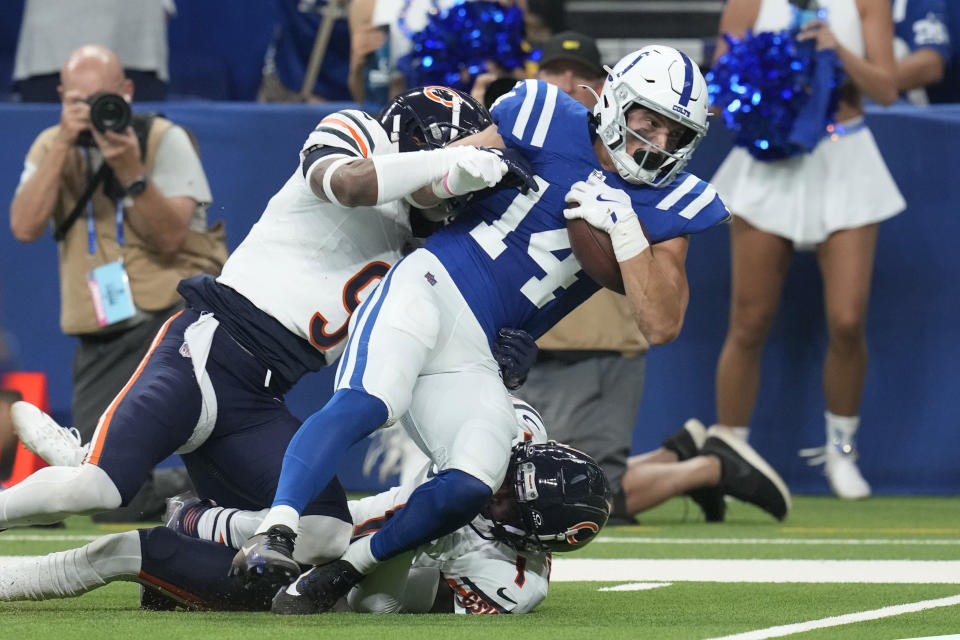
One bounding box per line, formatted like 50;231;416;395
711;118;906;248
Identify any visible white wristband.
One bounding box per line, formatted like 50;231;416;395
371;147;471;205
610;215;651;262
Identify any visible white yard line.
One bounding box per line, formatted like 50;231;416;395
551;559;960;583
0;534;99;542
598;582;672;592
596;536;960;546
701;594;960;640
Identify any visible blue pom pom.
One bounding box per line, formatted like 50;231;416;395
707;29;845;160
397;0;525;92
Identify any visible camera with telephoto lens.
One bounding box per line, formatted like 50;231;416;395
87;91;132;133
76;91;132;146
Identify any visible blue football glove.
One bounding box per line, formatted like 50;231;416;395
478;146;539;195
493;327;538;390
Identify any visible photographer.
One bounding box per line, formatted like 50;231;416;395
9;44;223;456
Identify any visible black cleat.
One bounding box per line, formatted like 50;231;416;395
663;420;726;522
688;486;727;522
702;430;791;521
271;560;362;615
230;525;301;585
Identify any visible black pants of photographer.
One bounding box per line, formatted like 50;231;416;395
15;70;167;102
74;303;192;523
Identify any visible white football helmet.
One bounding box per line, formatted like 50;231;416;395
593;45;709;187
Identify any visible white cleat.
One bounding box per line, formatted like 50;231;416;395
10;401;86;467
800;441;872;500
824;449;872;499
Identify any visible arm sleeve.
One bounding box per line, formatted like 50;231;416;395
300;108;390;183
491;79;576;153
16;127;59;194
151;124;214;231
904;0;952;63
643;173;731;236
442;549;550;614
151;124;213;204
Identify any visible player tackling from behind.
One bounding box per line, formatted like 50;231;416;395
0;85;536;572
235;45;791;614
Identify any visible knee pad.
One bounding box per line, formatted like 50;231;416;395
293;515;352;565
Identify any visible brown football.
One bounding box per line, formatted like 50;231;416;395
566;217;625;294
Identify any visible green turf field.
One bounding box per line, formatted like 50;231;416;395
2;496;959;639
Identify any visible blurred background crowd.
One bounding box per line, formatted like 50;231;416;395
0;0;958;521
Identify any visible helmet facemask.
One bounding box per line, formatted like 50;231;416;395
593;46;709;188
478;442;611;554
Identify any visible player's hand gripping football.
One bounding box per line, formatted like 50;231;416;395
564;176;650;262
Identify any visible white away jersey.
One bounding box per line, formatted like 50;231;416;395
348;397;551;614
217;109;412;362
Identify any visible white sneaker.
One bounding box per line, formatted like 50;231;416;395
10;401;86;467
799;441;871;499
824;448;871;499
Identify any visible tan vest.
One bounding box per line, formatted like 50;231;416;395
536;289;649;356
28;119;228;335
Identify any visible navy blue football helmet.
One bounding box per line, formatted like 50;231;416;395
379;85;492;152
486;441;611;553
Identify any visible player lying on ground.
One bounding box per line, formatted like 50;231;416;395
0;403;610;615
0;86;535;570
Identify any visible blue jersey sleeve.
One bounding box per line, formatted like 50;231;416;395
899;0;952;63
490;79;593;155
624;172;730;241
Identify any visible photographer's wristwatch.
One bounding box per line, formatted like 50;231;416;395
123;175;149;197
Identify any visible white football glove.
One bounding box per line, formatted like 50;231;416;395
563;176;650;261
432;147;508;198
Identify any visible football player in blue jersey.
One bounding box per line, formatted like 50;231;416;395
0;86;535;571
233;45;778;615
892;0;952;104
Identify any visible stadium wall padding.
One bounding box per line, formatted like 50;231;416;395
0;102;957;494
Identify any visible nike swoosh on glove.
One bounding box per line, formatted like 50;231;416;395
563;175;650;262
